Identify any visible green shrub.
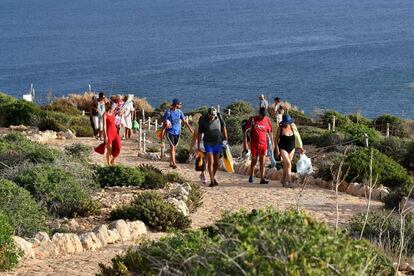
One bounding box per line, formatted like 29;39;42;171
345;148;414;191
190;105;209;116
69;116;93;137
316;131;346;148
319;110;351;128
95;165;145;187
298;126;327;145
223;116;245;145
38;116;65;132
224;101;253;116
110;191;191;231
100;209;393;275
286;109;313;125
0;179;47;236
375;137;413;169
176;148;189;163
0;100;41;127
374;114;410;138
0;212;20;271
348;113;371;125
186;183;203;213
138;164;168;189
165;172;187;184
44;101;80;116
64;143;91;160
14;166;96;217
350;211;414;257
340;123;381;147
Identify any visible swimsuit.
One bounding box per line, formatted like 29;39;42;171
278;132;295;153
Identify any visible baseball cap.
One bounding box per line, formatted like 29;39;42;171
208;107;217;117
172;98;181;106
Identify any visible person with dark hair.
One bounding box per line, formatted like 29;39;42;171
163;98;193;169
275;114;304;187
198;107;228;187
244;107;273;184
96;92;107;140
259;94;269;111
268;96;284;124
89;94;99;138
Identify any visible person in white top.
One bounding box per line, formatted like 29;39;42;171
120;94;135;139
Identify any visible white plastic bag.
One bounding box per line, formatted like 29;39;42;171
296;154;313;175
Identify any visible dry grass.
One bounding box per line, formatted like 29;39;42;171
133;98;154;113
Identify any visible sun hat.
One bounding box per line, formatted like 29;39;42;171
281;114;293;124
208;107;217;117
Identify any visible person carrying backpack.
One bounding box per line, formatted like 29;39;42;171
198;107;228;187
163;98;193;169
244;107;274;184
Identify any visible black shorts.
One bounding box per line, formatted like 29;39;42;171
166;133;180;147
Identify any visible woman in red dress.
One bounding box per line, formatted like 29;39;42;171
95;102;122;165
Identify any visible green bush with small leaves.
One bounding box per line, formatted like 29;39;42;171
347;113;371;125
224;101;253;116
176;147;190;164
375;137;413;169
64;143;91;160
287;109;313;125
110;191;191;231
0;99;41;127
319;110;351;128
186;183;203;213
298;126;328;145
223;115;245;145
316;131;347;148
0;179;47;236
374;114;410;138
14;166;97;217
340;123;381;147
0;211;20;271
100;209;394;276
95;165;145;187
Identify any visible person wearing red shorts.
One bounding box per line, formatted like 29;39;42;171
244;107;273;184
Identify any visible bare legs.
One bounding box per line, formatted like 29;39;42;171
281;149;295;184
250;155;266;180
106;143;117;166
170;145;177;168
206;153;219;185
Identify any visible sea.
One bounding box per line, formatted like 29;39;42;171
1;0;413;118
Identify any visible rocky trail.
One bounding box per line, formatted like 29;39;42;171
3;137;383;276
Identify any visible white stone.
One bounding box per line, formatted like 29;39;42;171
265;168;277;179
52;233;83;254
64;129;76;140
346;182;360;196
181;183;192;193
9;125;28;131
12;236;34;259
167;198;189;216
35;232;50;242
107;229;121;244
80;232;102;251
400;197;414;215
32;238;58;259
109;220;131;241
127;221;147;239
94;225;110;246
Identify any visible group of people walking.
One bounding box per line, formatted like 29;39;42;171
93;93;304;188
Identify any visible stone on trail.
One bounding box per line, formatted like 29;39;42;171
127;221;147;239
93;224;111;246
107;229;121;244
12;236;35;260
167;198;190;216
35;232;50;242
52;233;83;254
109;220;131;242
79;232;103;251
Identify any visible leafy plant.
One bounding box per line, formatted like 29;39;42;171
110;191;191;231
223;115;245;145
64;143;91;160
340;123;381;147
95;165;145;187
0;179;47;236
374;114;410;138
347;113;371;125
224;101;253;116
298;126;328;145
176;148;190;164
286;109;313;125
319;110;351;128
0;211;20;271
186;183;203;213
100;209;394;275
375;137;413;169
14;166;97;217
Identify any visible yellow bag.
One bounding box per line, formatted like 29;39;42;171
222;145;234;173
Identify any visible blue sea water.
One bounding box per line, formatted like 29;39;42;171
0;0;413;118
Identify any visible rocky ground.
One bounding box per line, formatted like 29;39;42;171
2;136;384;276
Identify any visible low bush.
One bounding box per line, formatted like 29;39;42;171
298;126;327;145
165;172;187;184
64;143;91;160
0;179;47;236
138;164;168;189
186;183;203;213
176;148;190;164
0;212;20;271
348;113;371;125
350;211;414;257
224;101;253;116
316;131;346;148
15;166;97;217
340;123;381;147
190;105;209;116
95;165;145;187
100;209;393;275
345;148;414;195
223;115;245;145
110;191;191;231
0;100;41;127
319;110;351;128
374;114;410;138
375;137;413;169
286;109;313;125
44;101;80;116
37;116;65;132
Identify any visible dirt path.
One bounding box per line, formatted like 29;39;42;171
3;137;383;276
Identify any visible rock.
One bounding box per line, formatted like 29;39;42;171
9;125;28;132
79;232;102;251
400;197;414;215
181;183;192;193
62;218;80;232
167;198;190;216
370;188;382;201
107;229;121;244
400;262;410;271
12;236;34;259
356;185;369;197
64;129;76;140
266;168;277;179
346;182;360;196
32;238;58;259
35;232;50;242
109;220;131;241
379;187;390;200
337;181;349;192
94;225;110;246
52;233;83;254
127;221;147;239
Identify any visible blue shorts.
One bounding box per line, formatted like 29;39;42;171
205;144;222;155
